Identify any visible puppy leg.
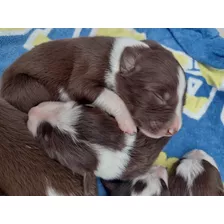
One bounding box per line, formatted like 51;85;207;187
68;76;136;134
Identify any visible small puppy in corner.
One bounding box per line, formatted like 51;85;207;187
169;149;224;196
0;98;96;196
1;36;186;139
101;166;169;196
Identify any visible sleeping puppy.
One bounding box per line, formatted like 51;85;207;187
27;100;183;181
101;166;169;196
1;36;186;139
0;98;96;196
169;149;224;196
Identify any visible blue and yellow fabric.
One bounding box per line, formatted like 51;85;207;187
0;28;224;195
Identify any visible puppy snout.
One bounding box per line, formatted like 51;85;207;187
167;116;181;136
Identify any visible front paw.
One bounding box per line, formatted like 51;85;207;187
116;116;137;135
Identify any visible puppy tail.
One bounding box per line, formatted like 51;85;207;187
1;73;52;113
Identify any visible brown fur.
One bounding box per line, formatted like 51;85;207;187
118;40;186;135
1;37;113;112
191;160;224;196
0;98;96;196
1;37;184;136
169;159;224;196
101;174;170;196
169;160;190;196
35;103;170;180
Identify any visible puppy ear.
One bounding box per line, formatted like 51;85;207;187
142;40;164;50
120;47;139;75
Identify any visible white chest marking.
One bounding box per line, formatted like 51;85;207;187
93;133;136;179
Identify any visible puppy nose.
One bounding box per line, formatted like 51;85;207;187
167;116;181;136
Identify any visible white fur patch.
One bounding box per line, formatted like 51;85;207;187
93;88;129;117
184;149;219;171
105;37;149;91
93;133;136;179
131;166;168;196
175;67;186;129
59;88;71;102
46;186;64;196
175;149;216;189
27;101;81;140
176;159;204;189
93;88;136;134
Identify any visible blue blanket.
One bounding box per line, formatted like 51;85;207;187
0;28;224;196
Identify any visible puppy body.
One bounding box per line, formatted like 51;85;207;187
0;98;96;196
169;149;224;196
28;101;171;181
101;166;169;196
1;36;186;138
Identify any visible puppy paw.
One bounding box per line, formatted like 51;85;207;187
116;115;137;134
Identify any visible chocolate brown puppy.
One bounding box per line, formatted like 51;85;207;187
169;149;224;196
1;36;186;139
0;98;96;196
27;100;184;181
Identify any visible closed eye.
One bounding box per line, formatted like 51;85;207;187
153;93;166;105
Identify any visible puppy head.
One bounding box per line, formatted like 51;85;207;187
117;41;187;139
170;149;224;196
131;165;169;196
101;166;169;196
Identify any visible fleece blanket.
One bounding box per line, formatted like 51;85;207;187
0;28;224;196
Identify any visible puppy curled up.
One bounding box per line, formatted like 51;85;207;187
27;100;179;182
0;36;187;195
1;36;186;139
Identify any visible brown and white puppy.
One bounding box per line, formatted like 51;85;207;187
0;98;96;196
27;100;176;181
169;149;224;196
1;36;186;139
101;166;169;196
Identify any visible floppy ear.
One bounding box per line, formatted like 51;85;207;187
120;47;139;75
142;40;164;50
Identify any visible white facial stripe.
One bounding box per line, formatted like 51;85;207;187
175;67;186;129
105;37;149;91
93;133;136;180
176;158;204;189
184;149;219;171
177;150;219;189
